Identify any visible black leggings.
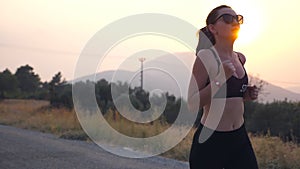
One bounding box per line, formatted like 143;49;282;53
189;123;258;169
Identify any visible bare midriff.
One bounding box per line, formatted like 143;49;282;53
201;97;245;131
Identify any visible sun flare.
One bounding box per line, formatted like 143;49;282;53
233;3;264;46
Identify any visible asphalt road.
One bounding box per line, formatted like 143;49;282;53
0;125;189;169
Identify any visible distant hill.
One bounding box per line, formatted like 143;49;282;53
91;70;300;103
72;52;300;103
258;83;300;103
286;86;300;94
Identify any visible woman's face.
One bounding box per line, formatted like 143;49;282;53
209;8;241;42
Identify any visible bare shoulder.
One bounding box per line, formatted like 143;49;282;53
235;51;246;65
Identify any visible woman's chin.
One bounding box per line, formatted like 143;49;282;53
231;34;239;42
233;36;238;41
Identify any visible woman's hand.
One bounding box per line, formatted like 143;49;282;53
214;60;236;85
222;60;236;80
244;85;259;101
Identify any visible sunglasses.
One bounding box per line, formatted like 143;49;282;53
214;14;243;24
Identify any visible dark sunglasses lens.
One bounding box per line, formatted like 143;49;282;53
222;14;243;24
222;15;233;24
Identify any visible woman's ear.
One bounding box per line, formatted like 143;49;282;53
207;24;217;35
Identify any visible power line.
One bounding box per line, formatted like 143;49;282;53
0;42;80;56
1;42;300;86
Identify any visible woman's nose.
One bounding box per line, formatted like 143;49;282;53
232;19;240;26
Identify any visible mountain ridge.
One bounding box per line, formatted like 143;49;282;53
72;52;300;103
73;69;300;103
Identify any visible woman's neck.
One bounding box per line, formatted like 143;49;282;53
213;39;234;57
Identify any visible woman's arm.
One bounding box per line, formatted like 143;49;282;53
237;52;259;101
187;56;210;112
188;50;236;112
187;52;226;112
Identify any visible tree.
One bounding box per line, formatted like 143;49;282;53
49;72;65;87
15;65;41;94
49;72;72;108
95;79;112;113
163;92;180;124
0;69;19;99
129;87;150;111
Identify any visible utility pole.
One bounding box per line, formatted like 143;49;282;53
138;57;146;91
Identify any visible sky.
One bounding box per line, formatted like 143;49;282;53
1;0;300;93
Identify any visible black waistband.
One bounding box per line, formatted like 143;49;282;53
198;122;245;134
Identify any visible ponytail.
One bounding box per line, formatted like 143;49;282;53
195;26;216;55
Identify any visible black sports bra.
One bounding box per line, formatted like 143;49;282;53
206;48;248;98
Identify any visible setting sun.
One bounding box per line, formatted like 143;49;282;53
234;4;264;46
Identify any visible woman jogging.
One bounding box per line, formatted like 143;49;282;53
188;5;259;169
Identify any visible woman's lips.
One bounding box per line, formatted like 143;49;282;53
232;27;240;31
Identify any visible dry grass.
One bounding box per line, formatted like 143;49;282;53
0;99;82;136
103;109;170;138
251;133;300;169
1;99;300;168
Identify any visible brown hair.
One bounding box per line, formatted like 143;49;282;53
196;5;232;54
